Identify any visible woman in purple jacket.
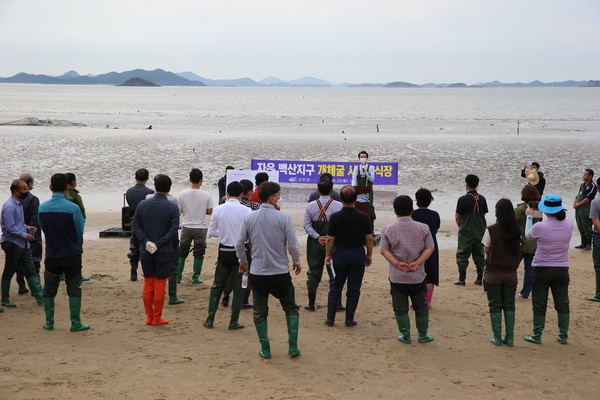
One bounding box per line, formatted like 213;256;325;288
523;194;574;345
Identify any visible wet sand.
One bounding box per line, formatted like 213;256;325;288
1;210;599;400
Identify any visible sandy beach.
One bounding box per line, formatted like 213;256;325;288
1;208;599;400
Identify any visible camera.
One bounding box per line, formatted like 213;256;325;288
528;201;539;209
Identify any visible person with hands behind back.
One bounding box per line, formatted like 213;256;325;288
131;174;180;326
380;195;435;344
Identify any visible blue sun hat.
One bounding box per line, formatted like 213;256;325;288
538;194;567;214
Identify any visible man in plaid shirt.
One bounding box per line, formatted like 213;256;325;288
380;195;435;344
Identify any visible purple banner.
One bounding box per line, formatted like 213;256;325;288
251;159;398;185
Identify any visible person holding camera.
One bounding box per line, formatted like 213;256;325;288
523;194;573;345
514;185;542;299
521;162;545;196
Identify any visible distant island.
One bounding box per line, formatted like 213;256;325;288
0;69;204;86
384;81;420;88
446;83;483;88
583;80;600;87
118;77;160;87
0;68;598;88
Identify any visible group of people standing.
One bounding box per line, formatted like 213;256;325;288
452;162;599;347
3;156;599;357
302;150;437;344
1;173;90;332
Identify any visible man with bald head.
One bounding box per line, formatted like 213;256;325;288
325;185;373;327
1;179;44;308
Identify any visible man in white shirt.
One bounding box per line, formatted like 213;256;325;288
204;181;251;330
177;168;214;284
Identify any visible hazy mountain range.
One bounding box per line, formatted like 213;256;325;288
0;69;598;88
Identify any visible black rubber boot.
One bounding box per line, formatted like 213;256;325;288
305;292;316;311
16;270;29;295
474;270;483;286
336;293;346;311
345;297;359;326
221;291;230;307
454;270;466;285
129;260;138;282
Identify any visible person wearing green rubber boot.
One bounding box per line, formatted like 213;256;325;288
236;182;302;358
177;168;213;285
454;174;488;286
204;181;251;330
38;174;89;332
65;173;91;282
380;195;435;344
303;178;343;312
481;199;521;346
587;182;600;303
523;194;573;345
1;179;44;308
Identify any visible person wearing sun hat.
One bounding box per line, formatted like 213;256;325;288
523;194;573;345
521;163;545;196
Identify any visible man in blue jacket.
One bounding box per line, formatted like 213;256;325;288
39;173;89;331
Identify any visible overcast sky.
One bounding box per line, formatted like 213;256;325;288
1;0;599;84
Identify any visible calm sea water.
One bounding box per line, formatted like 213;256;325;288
1;83;599;227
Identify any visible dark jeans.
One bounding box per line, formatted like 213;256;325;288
390;280;428;317
519;252;534;297
327;247;366;321
485;281;517;313
250;273;299;323
210;247;244;300
1;242;37;280
531;267;569;316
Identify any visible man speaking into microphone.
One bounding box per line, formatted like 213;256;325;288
351;150;376;232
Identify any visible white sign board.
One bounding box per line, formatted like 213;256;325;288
225;170;280;190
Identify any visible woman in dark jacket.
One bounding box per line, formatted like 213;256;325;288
481;198;521;346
